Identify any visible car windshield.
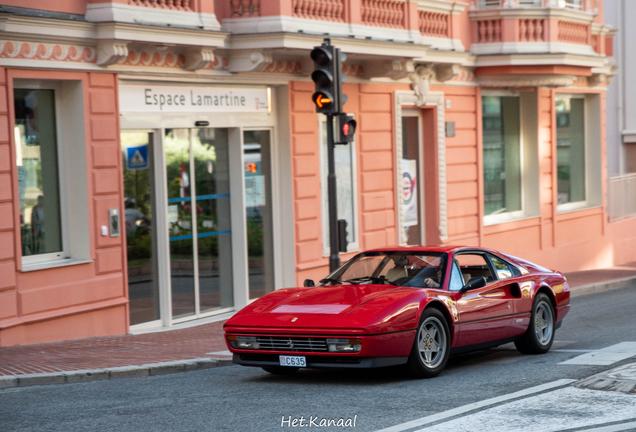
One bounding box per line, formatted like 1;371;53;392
319;251;448;288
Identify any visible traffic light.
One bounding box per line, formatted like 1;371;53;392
335;114;356;144
337;219;348;253
310;38;347;114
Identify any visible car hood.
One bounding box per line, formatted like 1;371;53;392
224;284;419;332
263;284;402;315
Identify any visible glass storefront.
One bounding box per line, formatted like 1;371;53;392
119;84;278;328
244;130;274;300
165;128;233;320
122;132;160;326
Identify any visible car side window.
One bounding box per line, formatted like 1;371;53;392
488;254;513;280
448;260;464;291
454;253;495;285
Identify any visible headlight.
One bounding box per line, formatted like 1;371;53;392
326;338;361;353
227;335;259;350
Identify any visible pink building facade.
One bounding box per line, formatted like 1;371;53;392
0;0;627;346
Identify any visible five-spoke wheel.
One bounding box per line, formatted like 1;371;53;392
406;308;450;378
515;293;555;354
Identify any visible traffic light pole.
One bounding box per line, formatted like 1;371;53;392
326;114;340;273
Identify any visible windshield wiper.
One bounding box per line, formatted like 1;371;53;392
319;278;342;285
344;276;393;285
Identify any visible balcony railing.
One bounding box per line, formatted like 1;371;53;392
129;0;195;12
419;11;450;38
361;0;406;29
609;174;636;222
291;0;345;22
478;0;587;11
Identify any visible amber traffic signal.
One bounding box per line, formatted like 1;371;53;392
310;39;347;114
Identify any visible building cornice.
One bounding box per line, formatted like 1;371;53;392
416;0;468;15
468;7;596;25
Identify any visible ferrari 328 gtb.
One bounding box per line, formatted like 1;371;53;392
224;246;570;378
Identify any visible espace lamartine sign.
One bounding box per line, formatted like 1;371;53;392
119;85;270;113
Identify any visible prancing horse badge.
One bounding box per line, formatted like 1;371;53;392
291;317;298;322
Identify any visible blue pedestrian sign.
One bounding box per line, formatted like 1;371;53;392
126;145;148;170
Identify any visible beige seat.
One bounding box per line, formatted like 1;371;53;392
386;267;407;282
462;273;472;285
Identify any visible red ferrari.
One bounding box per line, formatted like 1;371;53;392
224;246;570;378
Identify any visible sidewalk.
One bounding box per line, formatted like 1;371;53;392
1;262;635;389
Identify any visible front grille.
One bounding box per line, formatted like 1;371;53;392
256;336;328;352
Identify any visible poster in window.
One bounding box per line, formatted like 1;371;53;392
402;159;418;227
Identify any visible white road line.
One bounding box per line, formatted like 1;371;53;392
560;342;636;366
374;379;576;432
552;349;594;353
418;387;636;432
581;421;636;432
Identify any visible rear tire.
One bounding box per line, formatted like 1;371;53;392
261;366;299;375
515;293;555;354
405;308;450;379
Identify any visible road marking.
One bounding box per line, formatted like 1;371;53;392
581;420;636;432
416;387;636;432
552;349;594;353
374;379;576;432
560;342;636;366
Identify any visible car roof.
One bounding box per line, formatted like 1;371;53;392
363;245;472;254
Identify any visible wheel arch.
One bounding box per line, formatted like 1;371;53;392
535;284;557;311
421;299;456;345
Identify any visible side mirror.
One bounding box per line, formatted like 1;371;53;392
303;279;315;287
460;276;487;294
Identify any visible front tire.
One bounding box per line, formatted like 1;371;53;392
515;293;555;354
261;366;299;375
405;308;450;378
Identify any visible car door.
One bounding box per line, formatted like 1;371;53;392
487;253;531;337
450;252;514;346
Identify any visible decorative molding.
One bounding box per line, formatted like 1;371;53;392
476;74;577;88
587;73;606;87
395;90;447;244
86;2;222;31
118;50;186;68
97;39;129;66
450;68;475;82
363;59;414;80
409;64;436;106
228;50;273;73
342;63;364;78
184;48;215;71
435;63;461;82
0;40;96;63
262;60;303;75
203;55;230;71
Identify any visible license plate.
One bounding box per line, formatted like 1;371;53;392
279;355;306;368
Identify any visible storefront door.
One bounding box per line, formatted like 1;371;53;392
122;132;160;326
164;128;233;320
243;129;274;299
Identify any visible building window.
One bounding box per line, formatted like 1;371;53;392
13;79;90;269
482;96;522;217
556;96;586;205
14;88;65;261
320;117;359;255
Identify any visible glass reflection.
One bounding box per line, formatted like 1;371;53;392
165;128;195;319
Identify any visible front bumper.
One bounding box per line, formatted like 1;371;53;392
234;353;408;369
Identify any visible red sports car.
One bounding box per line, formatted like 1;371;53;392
224;246;570;378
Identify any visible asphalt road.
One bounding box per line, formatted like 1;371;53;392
2;285;636;432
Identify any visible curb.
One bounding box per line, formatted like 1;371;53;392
0;357;233;390
570;276;636;298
